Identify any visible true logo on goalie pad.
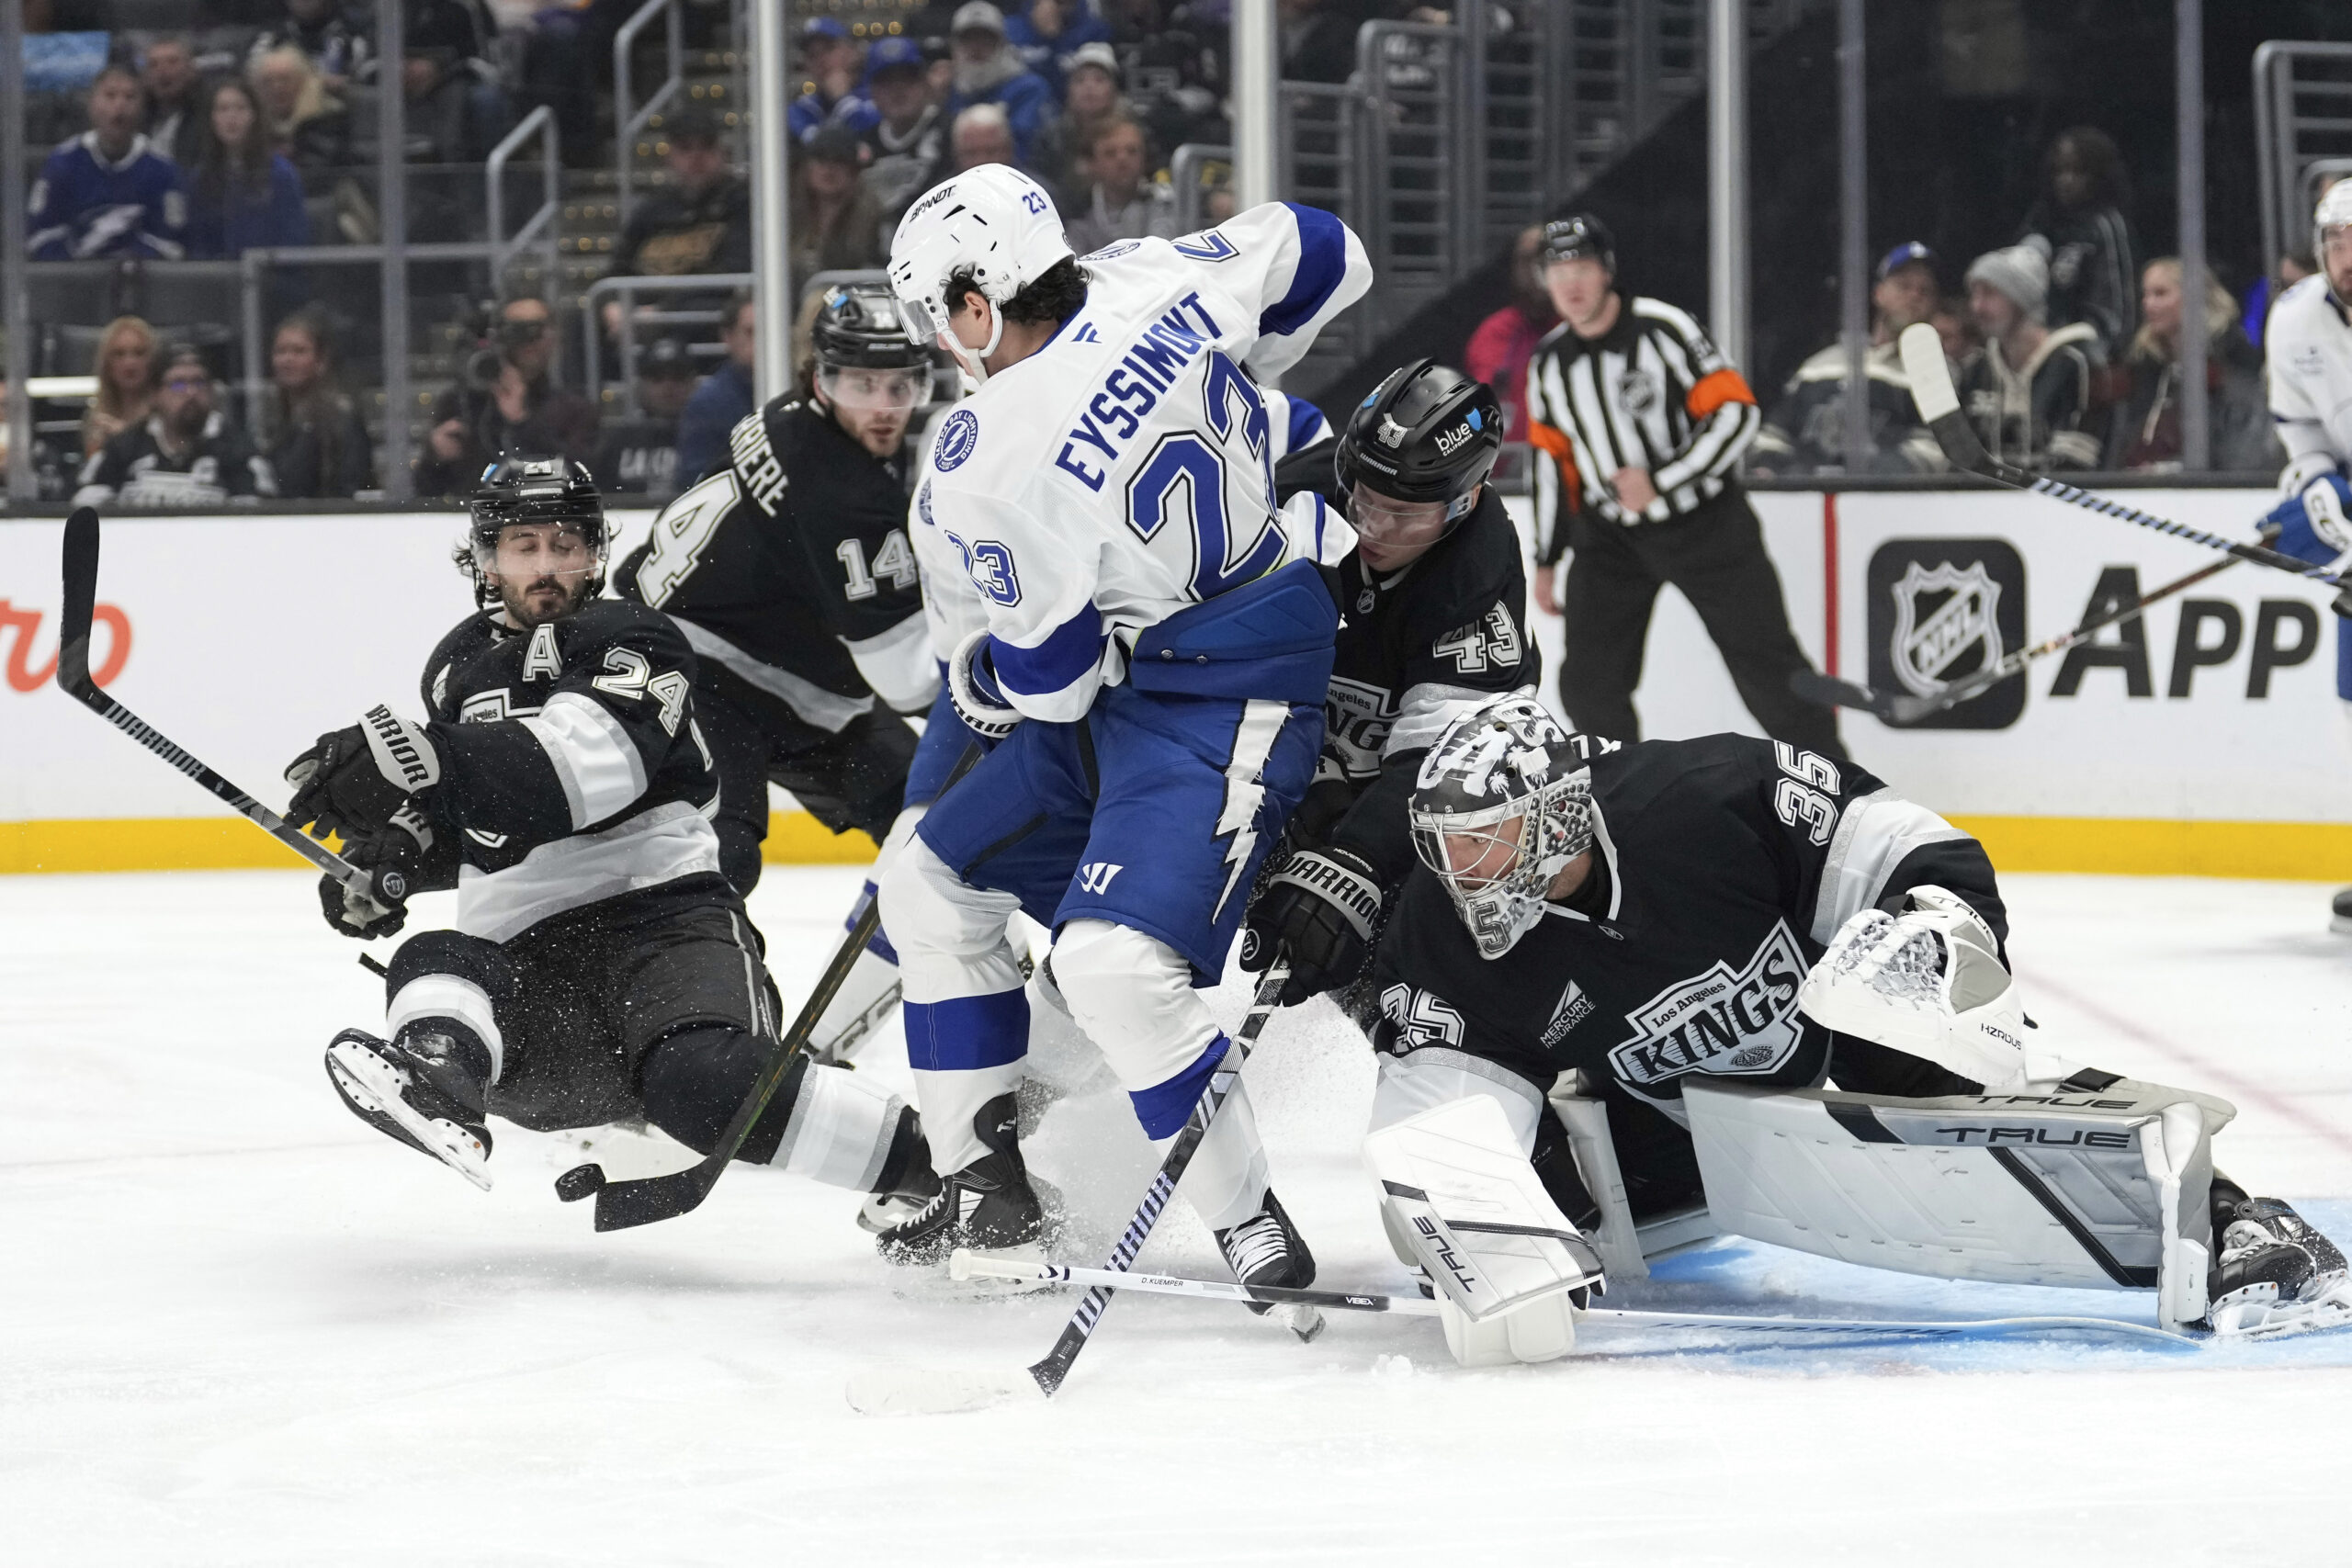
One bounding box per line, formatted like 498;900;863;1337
1606;921;1805;1088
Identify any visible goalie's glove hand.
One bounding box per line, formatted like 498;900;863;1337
1239;844;1385;1006
946;628;1023;741
315;807;430;940
285;705;441;842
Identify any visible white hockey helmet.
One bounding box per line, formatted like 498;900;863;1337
886;163;1073;389
2315;180;2352;276
1408;695;1598;960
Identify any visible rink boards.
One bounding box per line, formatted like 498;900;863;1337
1;490;2346;876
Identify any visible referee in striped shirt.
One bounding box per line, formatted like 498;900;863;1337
1525;215;1844;759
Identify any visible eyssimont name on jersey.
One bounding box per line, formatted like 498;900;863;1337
1050;290;1227;492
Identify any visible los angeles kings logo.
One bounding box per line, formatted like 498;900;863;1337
1606;921;1808;1087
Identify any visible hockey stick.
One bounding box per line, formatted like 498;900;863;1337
847;956;1297;1416
948;1253;2193;1348
54;507;406;919
1900;322;2352;613
1791;547;2247;725
558;741;986;1230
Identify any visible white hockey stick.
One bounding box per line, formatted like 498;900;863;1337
949;1251;2196;1348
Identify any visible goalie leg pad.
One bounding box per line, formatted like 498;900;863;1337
1364;1096;1605;1367
1686;1077;2235;1331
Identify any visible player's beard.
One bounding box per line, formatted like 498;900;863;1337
499;571;589;628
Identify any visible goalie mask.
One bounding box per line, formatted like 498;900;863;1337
1409;696;1597;959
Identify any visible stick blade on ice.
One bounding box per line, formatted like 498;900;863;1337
844;1365;1046;1416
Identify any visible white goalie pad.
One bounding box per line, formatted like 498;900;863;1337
1798;886;2059;1089
1685;1077;2236;1332
1364;1097;1605;1367
1546;1084;1717;1282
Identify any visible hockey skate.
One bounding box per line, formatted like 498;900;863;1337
2332;888;2352;936
1216;1187;1317;1313
2206;1197;2352;1337
876;1093;1056;1269
858;1115;944;1235
324;1028;494;1190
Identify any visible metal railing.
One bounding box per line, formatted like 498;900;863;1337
2256;40;2352;281
486;105;562;279
615;0;689;226
583;271;755;418
1169;144;1232;233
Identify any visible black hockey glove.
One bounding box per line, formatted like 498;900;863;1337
285;705;442;843
315;805;432;940
1239;844;1385;1006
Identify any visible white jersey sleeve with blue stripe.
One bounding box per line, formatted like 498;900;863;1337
915;202;1371;724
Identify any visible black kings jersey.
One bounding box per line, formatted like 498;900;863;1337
1367;733;2005;1119
616;395;933;736
1273;437;1538;883
418;599;723;943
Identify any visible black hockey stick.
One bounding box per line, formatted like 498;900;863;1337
847;954;1296;1415
1792;546;2249;725
55;507;406;918
1899;323;2352;614
559;741;984;1230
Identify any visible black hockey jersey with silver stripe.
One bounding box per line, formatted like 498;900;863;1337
1366;733;2004;1118
1526;293;1760;555
417;600;722;942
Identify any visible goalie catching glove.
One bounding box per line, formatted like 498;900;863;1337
945;628;1022;741
285;705;442;843
1797;885;2064;1089
1240;844;1385;1005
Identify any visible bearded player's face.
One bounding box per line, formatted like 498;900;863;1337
487;523;597;627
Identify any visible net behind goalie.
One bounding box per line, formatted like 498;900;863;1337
1348;696;2348;1361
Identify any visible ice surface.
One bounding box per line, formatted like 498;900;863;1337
6;868;2351;1565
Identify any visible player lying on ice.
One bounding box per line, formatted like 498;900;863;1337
1265;694;2349;1364
280;457;944;1221
868;163;1368;1294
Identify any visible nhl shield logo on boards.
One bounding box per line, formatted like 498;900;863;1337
1864;538;2028;730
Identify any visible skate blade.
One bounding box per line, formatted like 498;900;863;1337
2211;1277;2352;1338
858;1189;931;1235
325;1042;492;1191
844;1365;1046;1416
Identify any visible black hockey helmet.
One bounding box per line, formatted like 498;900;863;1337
1336;358;1505;521
814;282;933;372
1541;212;1615;276
463;455;609;607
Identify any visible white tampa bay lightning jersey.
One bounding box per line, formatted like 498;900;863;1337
2267;275;2352;485
912;201;1371;722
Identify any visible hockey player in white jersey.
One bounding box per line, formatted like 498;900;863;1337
2264;182;2352;932
873;164;1368;1295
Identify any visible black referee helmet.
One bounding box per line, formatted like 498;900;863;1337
1541;212;1615;276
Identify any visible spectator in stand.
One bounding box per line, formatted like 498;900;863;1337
1749;241;1944;477
252;45;353;186
1005;0;1113;102
28;65;188;261
140;34;206;167
1958;243;2103;471
1461;223;1554;443
1280;0;1363;85
80;316;159;460
2018;126;2137;356
1062;114;1175;253
947;102;1018;176
594;336;695;500
75;344;278;508
1031;39;1126;200
249;0;374;88
675;288;755;485
1931;291;1979;365
789;17;879;142
0;380;72;500
414;294;599;497
187;79;311;258
789;124;887;291
601;107;752;341
944;2;1055;168
401;0;508;164
261;307;373;497
859;36;946;223
2107;257;2280;475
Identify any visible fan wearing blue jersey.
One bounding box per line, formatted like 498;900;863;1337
873;165;1370;1299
